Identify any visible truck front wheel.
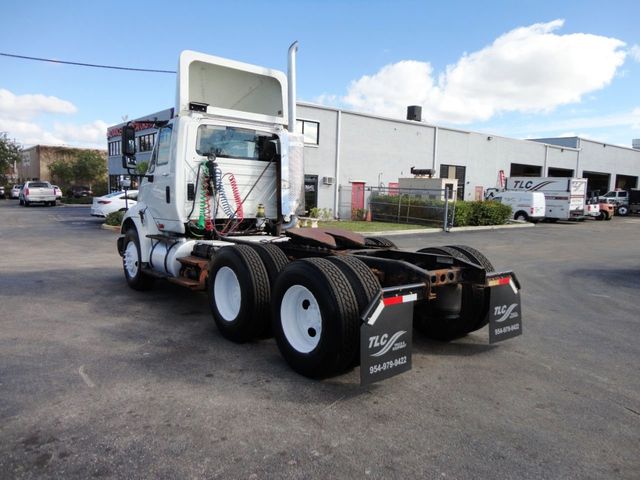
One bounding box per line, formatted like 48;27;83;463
617;205;629;216
123;229;154;291
209;245;271;342
272;258;360;378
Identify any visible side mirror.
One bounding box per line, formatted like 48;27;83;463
121;124;137;169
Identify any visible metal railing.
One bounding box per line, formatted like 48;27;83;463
338;185;456;231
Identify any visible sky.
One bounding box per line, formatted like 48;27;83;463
1;0;639;150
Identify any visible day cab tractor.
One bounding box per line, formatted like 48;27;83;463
116;43;523;384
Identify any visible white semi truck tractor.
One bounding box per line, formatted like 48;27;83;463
116;43;523;384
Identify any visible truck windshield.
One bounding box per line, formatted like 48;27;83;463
196;125;278;161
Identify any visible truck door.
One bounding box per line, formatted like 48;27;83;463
145;124;180;230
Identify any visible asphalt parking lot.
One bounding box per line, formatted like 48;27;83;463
1;200;639;479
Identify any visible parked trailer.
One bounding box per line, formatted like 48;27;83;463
505;177;587;221
115;44;523;384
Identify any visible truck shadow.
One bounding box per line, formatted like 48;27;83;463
412;334;496;356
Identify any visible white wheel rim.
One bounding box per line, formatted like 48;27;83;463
280;285;322;353
124;241;139;278
214;267;241;322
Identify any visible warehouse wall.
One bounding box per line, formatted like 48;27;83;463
579;139;640;190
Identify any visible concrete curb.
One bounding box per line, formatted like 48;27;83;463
59;203;92;207
353;222;534;237
101;224;120;232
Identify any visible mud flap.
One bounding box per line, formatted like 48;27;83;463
486;272;523;344
360;284;423;385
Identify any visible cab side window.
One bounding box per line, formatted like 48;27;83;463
157;126;173;166
147;145;158;174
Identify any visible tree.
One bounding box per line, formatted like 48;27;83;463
136;161;149;175
0;132;22;181
72;150;107;187
49;159;75;185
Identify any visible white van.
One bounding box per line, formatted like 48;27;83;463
505;177;587;221
491;191;546;222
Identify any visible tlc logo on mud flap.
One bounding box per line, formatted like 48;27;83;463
493;304;519;323
368;331;407;357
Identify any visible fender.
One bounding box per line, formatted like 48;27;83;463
119;202;160;263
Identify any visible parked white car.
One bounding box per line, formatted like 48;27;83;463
52;185;63;200
91;190;138;217
19;181;57;206
10;184;23;199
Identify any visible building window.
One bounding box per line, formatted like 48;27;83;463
296;120;319;145
138;133;156;152
108;141;121;156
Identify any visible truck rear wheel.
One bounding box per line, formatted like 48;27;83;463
327;255;381;367
272;258;360;378
246;243;289;285
364;236;397;249
123;228;154;291
514;211;528;222
447;245;495;272
245;243;290;337
413;246;491;341
209;245;271;342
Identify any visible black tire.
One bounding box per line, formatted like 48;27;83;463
245;243;290;337
417;246;468;261
447;245;495;272
246;243;289;286
413;246;491;341
272;258;360;378
209;245;271;342
326;255;381;313
617;205;629;216
122;228;154;291
364;236;397;249
514;211;528;222
596;211;605;221
327;255;381;367
24;200;30;207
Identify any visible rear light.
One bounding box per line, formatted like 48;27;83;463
98;200;111;204
24;188;29;195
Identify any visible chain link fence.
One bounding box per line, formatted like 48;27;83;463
338;185;457;230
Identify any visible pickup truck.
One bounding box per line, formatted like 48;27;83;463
19;181;57;207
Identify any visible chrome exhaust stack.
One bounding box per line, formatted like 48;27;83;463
281;41;304;230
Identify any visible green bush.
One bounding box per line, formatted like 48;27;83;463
452;201;512;226
105;210;124;226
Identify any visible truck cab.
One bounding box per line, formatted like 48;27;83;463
121;49;304;245
599;189;628;206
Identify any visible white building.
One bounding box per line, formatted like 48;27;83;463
107;103;640;214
